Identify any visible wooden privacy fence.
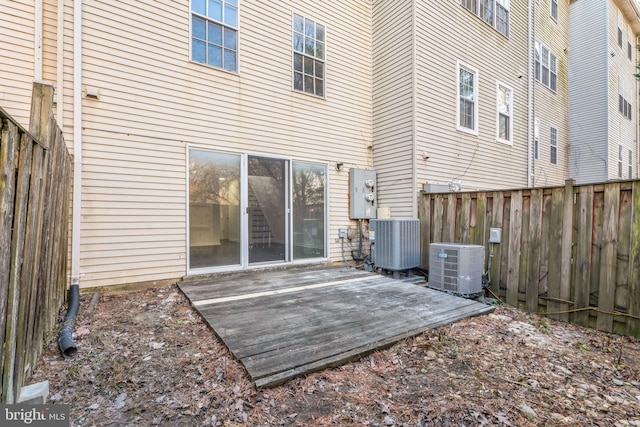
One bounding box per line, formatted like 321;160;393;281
0;83;71;403
419;179;640;338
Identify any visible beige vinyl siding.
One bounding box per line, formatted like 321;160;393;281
568;0;608;183
0;0;35;125
414;1;529;193
607;0;637;180
69;0;372;287
532;0;570;186
42;0;58;86
372;0;415;218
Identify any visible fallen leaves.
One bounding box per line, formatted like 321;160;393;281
29;285;640;426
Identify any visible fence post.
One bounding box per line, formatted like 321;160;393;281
559;179;575;322
597;182;620;332
628;181;640;337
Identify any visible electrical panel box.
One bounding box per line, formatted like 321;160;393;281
349;168;377;219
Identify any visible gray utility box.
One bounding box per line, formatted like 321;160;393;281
349;168;377;219
370;218;420;271
428;243;484;297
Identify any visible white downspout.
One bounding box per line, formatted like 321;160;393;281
71;0;83;286
527;0;533;188
35;0;43;81
56;0;64;122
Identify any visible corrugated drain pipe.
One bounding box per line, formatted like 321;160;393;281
58;284;79;358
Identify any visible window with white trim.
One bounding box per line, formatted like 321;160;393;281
550;127;557;165
628;41;633;61
619;77;632;120
629;149;633;178
458;63;478;133
191;0;238;72
619;145;623;178
550;0;558;21
460;0;509;37
496;82;513;144
618;27;623;47
293;13;325;97
535;41;557;92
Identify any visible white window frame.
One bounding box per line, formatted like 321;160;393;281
460;0;509;37
535;41;557;92
292;12;326;98
550;0;558;21
496;81;513;145
619;145;624;178
550;127;558;165
190;0;239;73
457;61;479;135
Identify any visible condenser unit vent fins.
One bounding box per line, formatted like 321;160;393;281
428;243;484;297
370;219;420;271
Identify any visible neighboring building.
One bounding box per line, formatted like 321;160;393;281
1;0;639;289
569;0;640;183
373;0;531;217
532;0;570;186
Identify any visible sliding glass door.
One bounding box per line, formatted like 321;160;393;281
188;149;327;272
188;150;241;269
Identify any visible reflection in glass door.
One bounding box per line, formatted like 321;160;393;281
248;156;288;264
188;150;241;269
292;162;326;259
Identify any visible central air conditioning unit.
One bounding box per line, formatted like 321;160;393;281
428;243;484;297
370;218;420;274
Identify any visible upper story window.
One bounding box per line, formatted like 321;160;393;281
618;77;632;120
460;0;509;38
550;0;558;21
496;82;513;144
628;41;633;61
619;145;624;178
629;149;633;178
550;127;558;165
535;41;557;92
293;13;325;97
618;27;623;47
191;0;238;72
534;118;540;160
457;62;478;134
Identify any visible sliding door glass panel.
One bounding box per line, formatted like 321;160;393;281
292;162;326;259
189;150;241;269
248;156;288;264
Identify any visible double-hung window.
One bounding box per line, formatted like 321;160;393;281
550;127;558;165
458;62;478;133
293;13;325;97
191;0;238;72
460;0;509;37
550;0;558;21
535;41;557;92
496;82;513;144
619;145;624;178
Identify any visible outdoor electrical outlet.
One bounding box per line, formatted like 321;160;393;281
489;228;502;244
338;228;347;238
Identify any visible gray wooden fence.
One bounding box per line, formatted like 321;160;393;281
0;82;71;403
419;180;640;338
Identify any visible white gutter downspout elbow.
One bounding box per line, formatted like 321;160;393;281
71;0;83;287
35;0;43;81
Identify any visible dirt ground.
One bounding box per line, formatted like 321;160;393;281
30;283;640;426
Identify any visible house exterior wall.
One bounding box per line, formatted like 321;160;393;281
372;0;415;218
0;0;36;125
414;1;529;194
61;0;373;287
568;0;609;183
532;0;570;186
607;0;638;180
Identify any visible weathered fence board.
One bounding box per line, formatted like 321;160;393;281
0;82;71;403
419;178;640;338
